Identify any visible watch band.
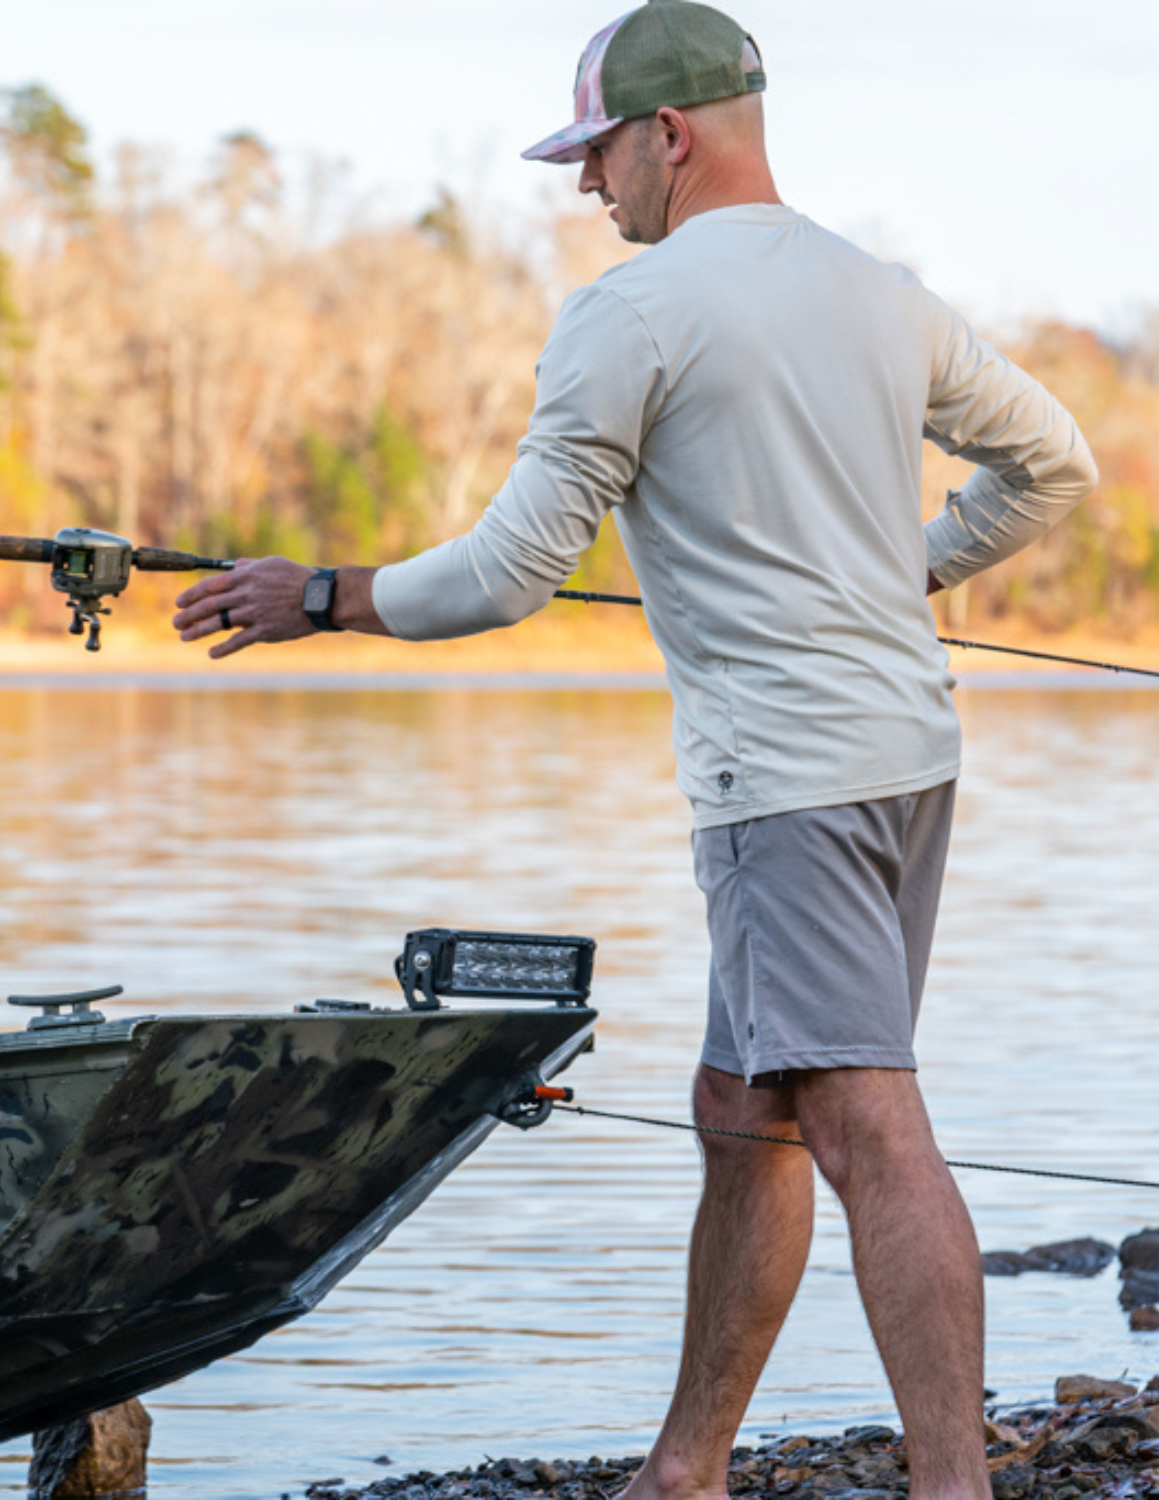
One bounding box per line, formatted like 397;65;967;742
302;568;344;632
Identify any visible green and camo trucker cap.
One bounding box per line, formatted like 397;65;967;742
522;0;765;166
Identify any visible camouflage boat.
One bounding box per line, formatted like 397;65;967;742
0;929;596;1441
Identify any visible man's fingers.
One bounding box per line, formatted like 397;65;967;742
174;558;254;611
175;572;234;610
176;602;241;641
207;626;259;660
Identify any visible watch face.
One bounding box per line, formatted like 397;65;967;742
303;577;331;612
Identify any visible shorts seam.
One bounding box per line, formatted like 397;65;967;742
733;824;769;1065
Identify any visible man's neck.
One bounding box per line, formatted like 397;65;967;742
667;168;782;235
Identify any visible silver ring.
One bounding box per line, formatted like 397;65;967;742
220;609;232;631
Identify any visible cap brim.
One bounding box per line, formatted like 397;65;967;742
521;115;623;165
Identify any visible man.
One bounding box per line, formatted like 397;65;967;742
174;4;1097;1496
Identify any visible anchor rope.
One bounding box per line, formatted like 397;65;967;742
555;1102;1159;1192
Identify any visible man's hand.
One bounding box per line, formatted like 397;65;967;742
174;558;392;658
173;556;317;659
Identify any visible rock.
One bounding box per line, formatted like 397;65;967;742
1122;1271;1159;1311
981;1238;1116;1278
1074;1425;1137;1461
1078;1410;1159;1442
990;1464;1036;1500
823;1491;895;1499
804;1476;852;1495
1121;1231;1159;1310
29;1399;152;1498
1122;1228;1159;1272
1026;1238;1117;1275
843;1455;901;1486
840;1423;895;1444
1032;1436;1070;1468
981;1251;1031;1276
1055;1373;1138;1403
1132;1306;1159;1330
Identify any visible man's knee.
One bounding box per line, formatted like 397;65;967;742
692;1063;801;1163
794;1067;935;1198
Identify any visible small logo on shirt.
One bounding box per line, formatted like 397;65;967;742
717;771;735;795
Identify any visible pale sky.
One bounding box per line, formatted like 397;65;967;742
4;0;1158;334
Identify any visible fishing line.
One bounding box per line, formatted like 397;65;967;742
553;589;1159;682
553;1102;1159;1192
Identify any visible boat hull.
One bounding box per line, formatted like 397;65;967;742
0;1005;594;1440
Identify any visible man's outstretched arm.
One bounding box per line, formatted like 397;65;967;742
173;283;663;659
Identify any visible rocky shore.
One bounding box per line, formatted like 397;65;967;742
302;1374;1159;1500
302;1229;1159;1500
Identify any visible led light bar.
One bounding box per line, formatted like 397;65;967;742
395;929;595;1012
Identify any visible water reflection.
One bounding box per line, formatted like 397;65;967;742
1;683;1158;1498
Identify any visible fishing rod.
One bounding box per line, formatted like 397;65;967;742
0;528;233;651
3;530;1155;680
554;589;1159;682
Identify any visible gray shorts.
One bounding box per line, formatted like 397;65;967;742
693;782;956;1081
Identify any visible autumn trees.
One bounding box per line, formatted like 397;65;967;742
1;82;1158;637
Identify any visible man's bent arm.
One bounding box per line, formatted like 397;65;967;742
923;297;1098;590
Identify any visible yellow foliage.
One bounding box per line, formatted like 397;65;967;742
1;137;1158;641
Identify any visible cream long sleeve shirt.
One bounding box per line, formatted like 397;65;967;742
373;205;1097;828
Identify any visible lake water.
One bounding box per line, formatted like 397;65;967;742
1;677;1158;1498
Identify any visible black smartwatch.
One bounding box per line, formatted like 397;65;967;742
302;568;344;632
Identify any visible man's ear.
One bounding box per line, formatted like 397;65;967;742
656;107;692;164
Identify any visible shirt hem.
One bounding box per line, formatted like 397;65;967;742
689;762;961;831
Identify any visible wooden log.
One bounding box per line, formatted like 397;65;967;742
29;1399;151;1497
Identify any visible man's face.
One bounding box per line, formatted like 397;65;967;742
578;119;669;245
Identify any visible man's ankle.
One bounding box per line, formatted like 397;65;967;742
618;1447;730;1500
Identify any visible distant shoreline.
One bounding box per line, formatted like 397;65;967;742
2;620;1159;683
0;670;1156;693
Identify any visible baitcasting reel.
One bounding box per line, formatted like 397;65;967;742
0;526;234;651
51;528;134;651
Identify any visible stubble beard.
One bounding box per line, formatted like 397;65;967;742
612;127;670;245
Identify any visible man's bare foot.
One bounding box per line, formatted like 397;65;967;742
614;1452;729;1500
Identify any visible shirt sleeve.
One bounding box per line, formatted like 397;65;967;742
372;283;666;640
922;295;1098;590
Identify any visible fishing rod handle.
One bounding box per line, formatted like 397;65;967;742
132;547;235;573
0;535;55;564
